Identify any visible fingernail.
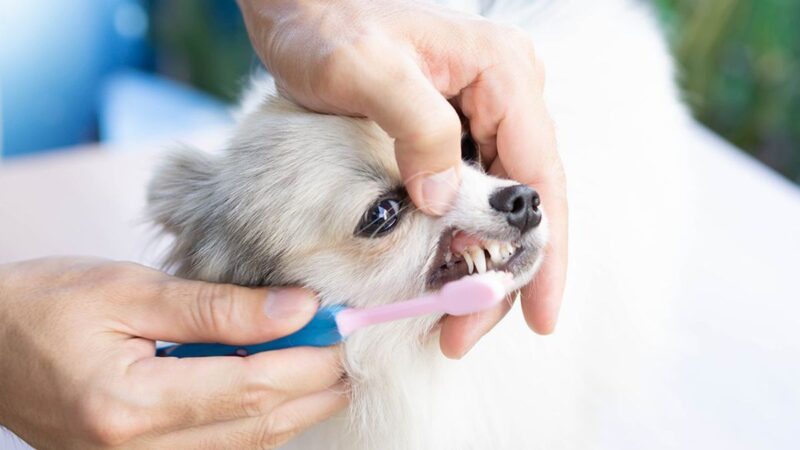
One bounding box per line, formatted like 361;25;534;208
420;167;460;215
264;288;317;319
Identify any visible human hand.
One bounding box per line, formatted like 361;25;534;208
0;258;347;449
238;0;567;357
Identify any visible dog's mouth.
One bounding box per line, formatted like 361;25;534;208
425;228;529;289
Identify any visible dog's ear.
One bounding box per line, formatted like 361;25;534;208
146;146;225;279
146;146;285;285
147;146;217;235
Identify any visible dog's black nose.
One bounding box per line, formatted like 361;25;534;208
489;184;541;233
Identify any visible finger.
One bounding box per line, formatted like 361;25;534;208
496;95;567;335
459;55;545;170
460;59;567;334
349;48;462;216
459;73;503;167
149;381;349;449
123;277;319;345
125;346;344;434
520;226;568;334
439;293;515;359
254;380;349;445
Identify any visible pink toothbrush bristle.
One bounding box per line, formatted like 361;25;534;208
335;271;513;336
439;271;513;315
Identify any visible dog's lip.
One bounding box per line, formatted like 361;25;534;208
425;228;526;289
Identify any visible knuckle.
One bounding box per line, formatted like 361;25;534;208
317;36;381;94
255;416;283;449
76;391;141;446
465;93;504;133
404;106;462;149
238;386;278;418
256;414;298;450
317;44;355;86
495;24;537;63
191;282;239;337
257;435;284;450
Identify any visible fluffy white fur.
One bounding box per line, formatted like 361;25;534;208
148;0;692;448
149;88;548;449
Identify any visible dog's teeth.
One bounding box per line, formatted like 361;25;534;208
487;242;502;265
462;251;474;274
502;243;514;257
469;247;487;274
445;252;452;264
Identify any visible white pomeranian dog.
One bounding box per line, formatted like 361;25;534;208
149;0;691;448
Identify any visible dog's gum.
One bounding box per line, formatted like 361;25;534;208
450;230;483;253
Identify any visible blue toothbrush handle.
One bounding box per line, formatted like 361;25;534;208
156;305;347;358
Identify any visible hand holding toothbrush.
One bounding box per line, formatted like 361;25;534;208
0;258;347;449
157;271;513;358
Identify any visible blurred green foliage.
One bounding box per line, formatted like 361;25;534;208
148;1;255;102
653;0;800;183
146;1;800;184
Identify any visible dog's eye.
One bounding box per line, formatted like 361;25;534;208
461;131;479;163
356;198;402;237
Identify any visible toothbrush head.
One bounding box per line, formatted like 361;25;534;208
334;271;514;337
438;271;514;316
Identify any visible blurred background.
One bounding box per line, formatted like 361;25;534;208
654;0;800;184
1;0;798;184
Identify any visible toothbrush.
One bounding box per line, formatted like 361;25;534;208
156;271;513;358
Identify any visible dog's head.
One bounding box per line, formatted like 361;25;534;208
148;92;547;334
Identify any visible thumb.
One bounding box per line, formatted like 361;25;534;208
127;278;319;345
354;55;462;215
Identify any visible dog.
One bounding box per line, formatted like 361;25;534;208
148;80;549;448
149;0;689;448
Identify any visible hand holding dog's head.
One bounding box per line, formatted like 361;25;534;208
148;93;547;321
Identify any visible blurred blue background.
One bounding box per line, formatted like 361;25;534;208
0;0;246;157
1;0;798;184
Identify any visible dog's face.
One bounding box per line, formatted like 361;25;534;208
148;93;547;331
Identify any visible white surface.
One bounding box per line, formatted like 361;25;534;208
0;131;227;265
1;125;799;449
